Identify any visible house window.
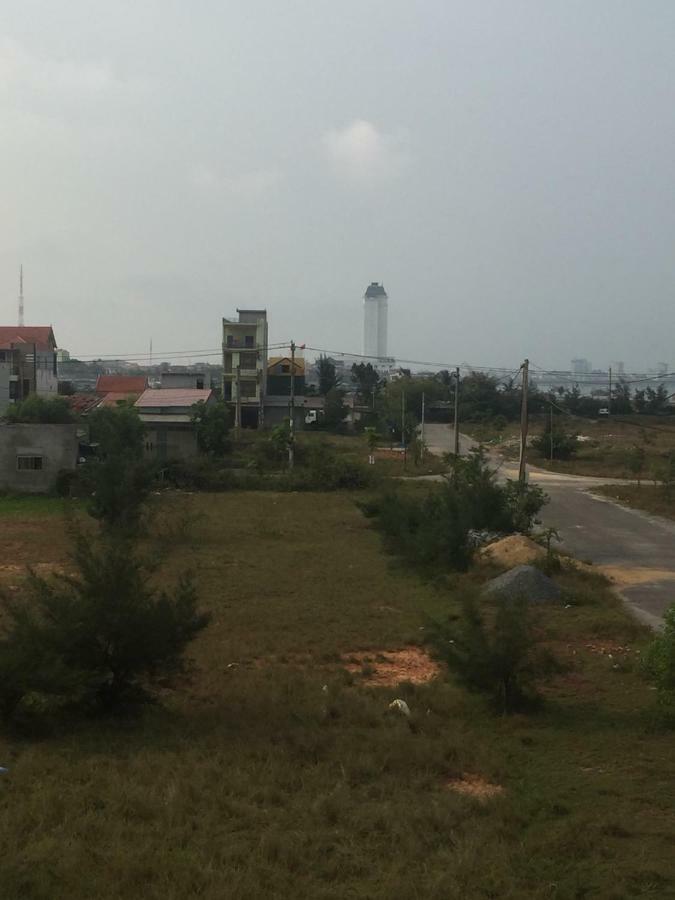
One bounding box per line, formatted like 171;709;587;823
17;455;43;471
281;364;290;373
196;378;204;389
244;335;255;348
239;380;257;398
224;356;233;374
226;335;234;347
240;352;257;370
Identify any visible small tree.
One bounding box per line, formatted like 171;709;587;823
364;426;378;464
626;444;646;486
191;400;230;456
531;416;578;461
427;595;554;713
642;603;675;724
317;356;339;396
351;362;381;405
0;529;209;726
82;406;151;533
324;387;348;431
269;418;292;460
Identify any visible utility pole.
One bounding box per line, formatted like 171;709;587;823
420;391;425;462
453;366;460;457
401;386;407;470
235;365;241;438
518;359;529;484
288;340;296;469
550;402;554;462
608;366;612;415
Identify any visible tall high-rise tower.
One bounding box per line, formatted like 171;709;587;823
18;265;24;326
363;282;388;360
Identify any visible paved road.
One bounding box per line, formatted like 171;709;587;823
424;423;476;458
423;425;675;626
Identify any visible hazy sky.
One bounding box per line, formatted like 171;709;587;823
2;1;675;371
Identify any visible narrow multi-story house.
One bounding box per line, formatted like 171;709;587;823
222;309;268;428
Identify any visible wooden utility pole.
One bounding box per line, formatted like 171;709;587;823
401;386;407;470
288;340;296;469
420;391;425;462
608;366;612;415
453;366;460;457
518;359;529;484
550;402;554;462
235;364;241;438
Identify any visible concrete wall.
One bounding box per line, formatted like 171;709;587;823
144;425;199;460
0;424;79;493
160;373;207;389
0;362;11;415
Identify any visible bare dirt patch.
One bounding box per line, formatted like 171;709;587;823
598;565;675;588
479;534;544;568
342;646;441;686
445;774;505;801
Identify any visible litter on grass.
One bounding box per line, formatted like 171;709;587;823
388;699;411;717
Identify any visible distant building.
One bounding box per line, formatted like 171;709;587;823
222;309;268;428
95;374;148;408
571;358;591;375
363;282;388;360
266;356;305;396
135;388;215;460
0;326;59;414
160;371;207;390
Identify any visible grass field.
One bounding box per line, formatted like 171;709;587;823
1;490;674;899
465;415;675;479
593;484;675;522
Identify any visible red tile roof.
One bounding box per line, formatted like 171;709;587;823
0;326;57;351
135;388;213;408
96;375;148;395
67;393;102;414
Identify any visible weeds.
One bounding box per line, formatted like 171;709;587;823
426;595;556;713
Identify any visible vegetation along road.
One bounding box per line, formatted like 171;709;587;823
426;424;675;627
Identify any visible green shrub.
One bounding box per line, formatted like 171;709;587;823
362;448;546;571
426;595;555;713
642;604;675;724
4;395;75;424
531;421;578;460
0;529;209;729
159;457;235;491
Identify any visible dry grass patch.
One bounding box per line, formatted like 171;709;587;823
445;774;505;801
342;646;441;686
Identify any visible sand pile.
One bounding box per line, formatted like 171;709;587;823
479;534;544;568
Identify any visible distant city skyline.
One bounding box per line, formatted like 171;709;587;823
2;3;675;372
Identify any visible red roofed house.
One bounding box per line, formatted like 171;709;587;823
134;388;215;460
0;326;59;415
95;374;148;406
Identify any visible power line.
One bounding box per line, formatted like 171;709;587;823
69;342;292;362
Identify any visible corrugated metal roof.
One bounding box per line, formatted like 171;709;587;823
96;375;148;394
135;388;213;408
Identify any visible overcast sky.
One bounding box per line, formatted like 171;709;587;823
2;1;675;371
